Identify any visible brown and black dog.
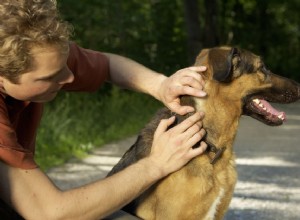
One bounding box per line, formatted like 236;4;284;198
108;47;300;220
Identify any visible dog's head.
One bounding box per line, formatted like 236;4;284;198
195;47;300;126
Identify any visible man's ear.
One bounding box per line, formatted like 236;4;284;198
0;75;6;95
0;75;4;85
209;47;239;83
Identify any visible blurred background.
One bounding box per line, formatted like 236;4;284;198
36;0;300;170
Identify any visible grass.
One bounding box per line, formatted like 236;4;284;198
35;86;161;170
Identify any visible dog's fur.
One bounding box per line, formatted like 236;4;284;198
108;47;300;220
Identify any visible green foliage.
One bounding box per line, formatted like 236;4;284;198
57;0;299;78
58;0;300;77
217;0;300;79
58;0;189;75
36;88;161;170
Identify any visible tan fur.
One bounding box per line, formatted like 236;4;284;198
108;47;300;220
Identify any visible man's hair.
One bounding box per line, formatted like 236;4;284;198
0;0;72;83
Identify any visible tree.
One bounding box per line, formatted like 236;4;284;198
203;0;219;47
58;0;300;80
184;0;202;63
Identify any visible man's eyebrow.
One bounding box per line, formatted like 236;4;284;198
35;68;63;81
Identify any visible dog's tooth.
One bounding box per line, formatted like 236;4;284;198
263;107;267;111
253;99;260;104
259;103;264;108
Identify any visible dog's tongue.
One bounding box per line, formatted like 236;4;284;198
260;100;286;120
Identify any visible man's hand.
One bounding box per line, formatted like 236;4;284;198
148;112;207;177
157;66;207;115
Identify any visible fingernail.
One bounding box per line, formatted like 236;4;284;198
199;66;207;71
198;91;207;97
186;107;195;113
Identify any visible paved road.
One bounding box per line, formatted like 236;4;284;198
47;101;300;220
224;101;300;220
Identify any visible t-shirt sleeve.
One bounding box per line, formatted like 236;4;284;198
0;102;37;169
63;42;110;92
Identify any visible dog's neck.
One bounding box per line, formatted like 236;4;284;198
180;95;240;163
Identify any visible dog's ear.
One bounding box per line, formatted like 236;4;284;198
209;47;240;83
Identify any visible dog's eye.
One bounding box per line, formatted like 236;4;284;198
260;65;270;74
257;66;270;82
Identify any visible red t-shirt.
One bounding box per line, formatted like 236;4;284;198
0;43;109;169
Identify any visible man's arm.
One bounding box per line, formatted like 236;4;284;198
0;158;161;220
0;113;206;220
104;53;207;115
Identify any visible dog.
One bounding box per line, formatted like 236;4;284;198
107;47;300;220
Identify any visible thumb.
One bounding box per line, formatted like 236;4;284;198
154;116;176;138
169;103;195;115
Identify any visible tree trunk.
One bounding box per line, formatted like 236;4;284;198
204;0;219;47
183;0;202;64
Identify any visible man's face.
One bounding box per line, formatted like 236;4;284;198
0;45;74;102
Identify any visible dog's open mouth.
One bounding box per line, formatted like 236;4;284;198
244;97;286;126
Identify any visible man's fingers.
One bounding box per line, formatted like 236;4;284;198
170;85;206;99
174;112;204;133
178;69;206;87
184;124;206;146
179;71;203;83
169;103;195;115
187;141;208;158
187;66;207;72
180;76;203;90
182;85;207;97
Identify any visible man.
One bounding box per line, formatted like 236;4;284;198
0;0;207;219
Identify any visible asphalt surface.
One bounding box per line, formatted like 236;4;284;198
224;101;300;220
47;101;300;220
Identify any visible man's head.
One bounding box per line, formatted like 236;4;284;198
0;0;74;102
0;0;72;83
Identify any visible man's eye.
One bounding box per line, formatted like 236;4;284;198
44;71;62;81
45;75;56;81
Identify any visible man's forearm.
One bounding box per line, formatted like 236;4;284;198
59;157;163;219
0;158;163;220
104;53;166;100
